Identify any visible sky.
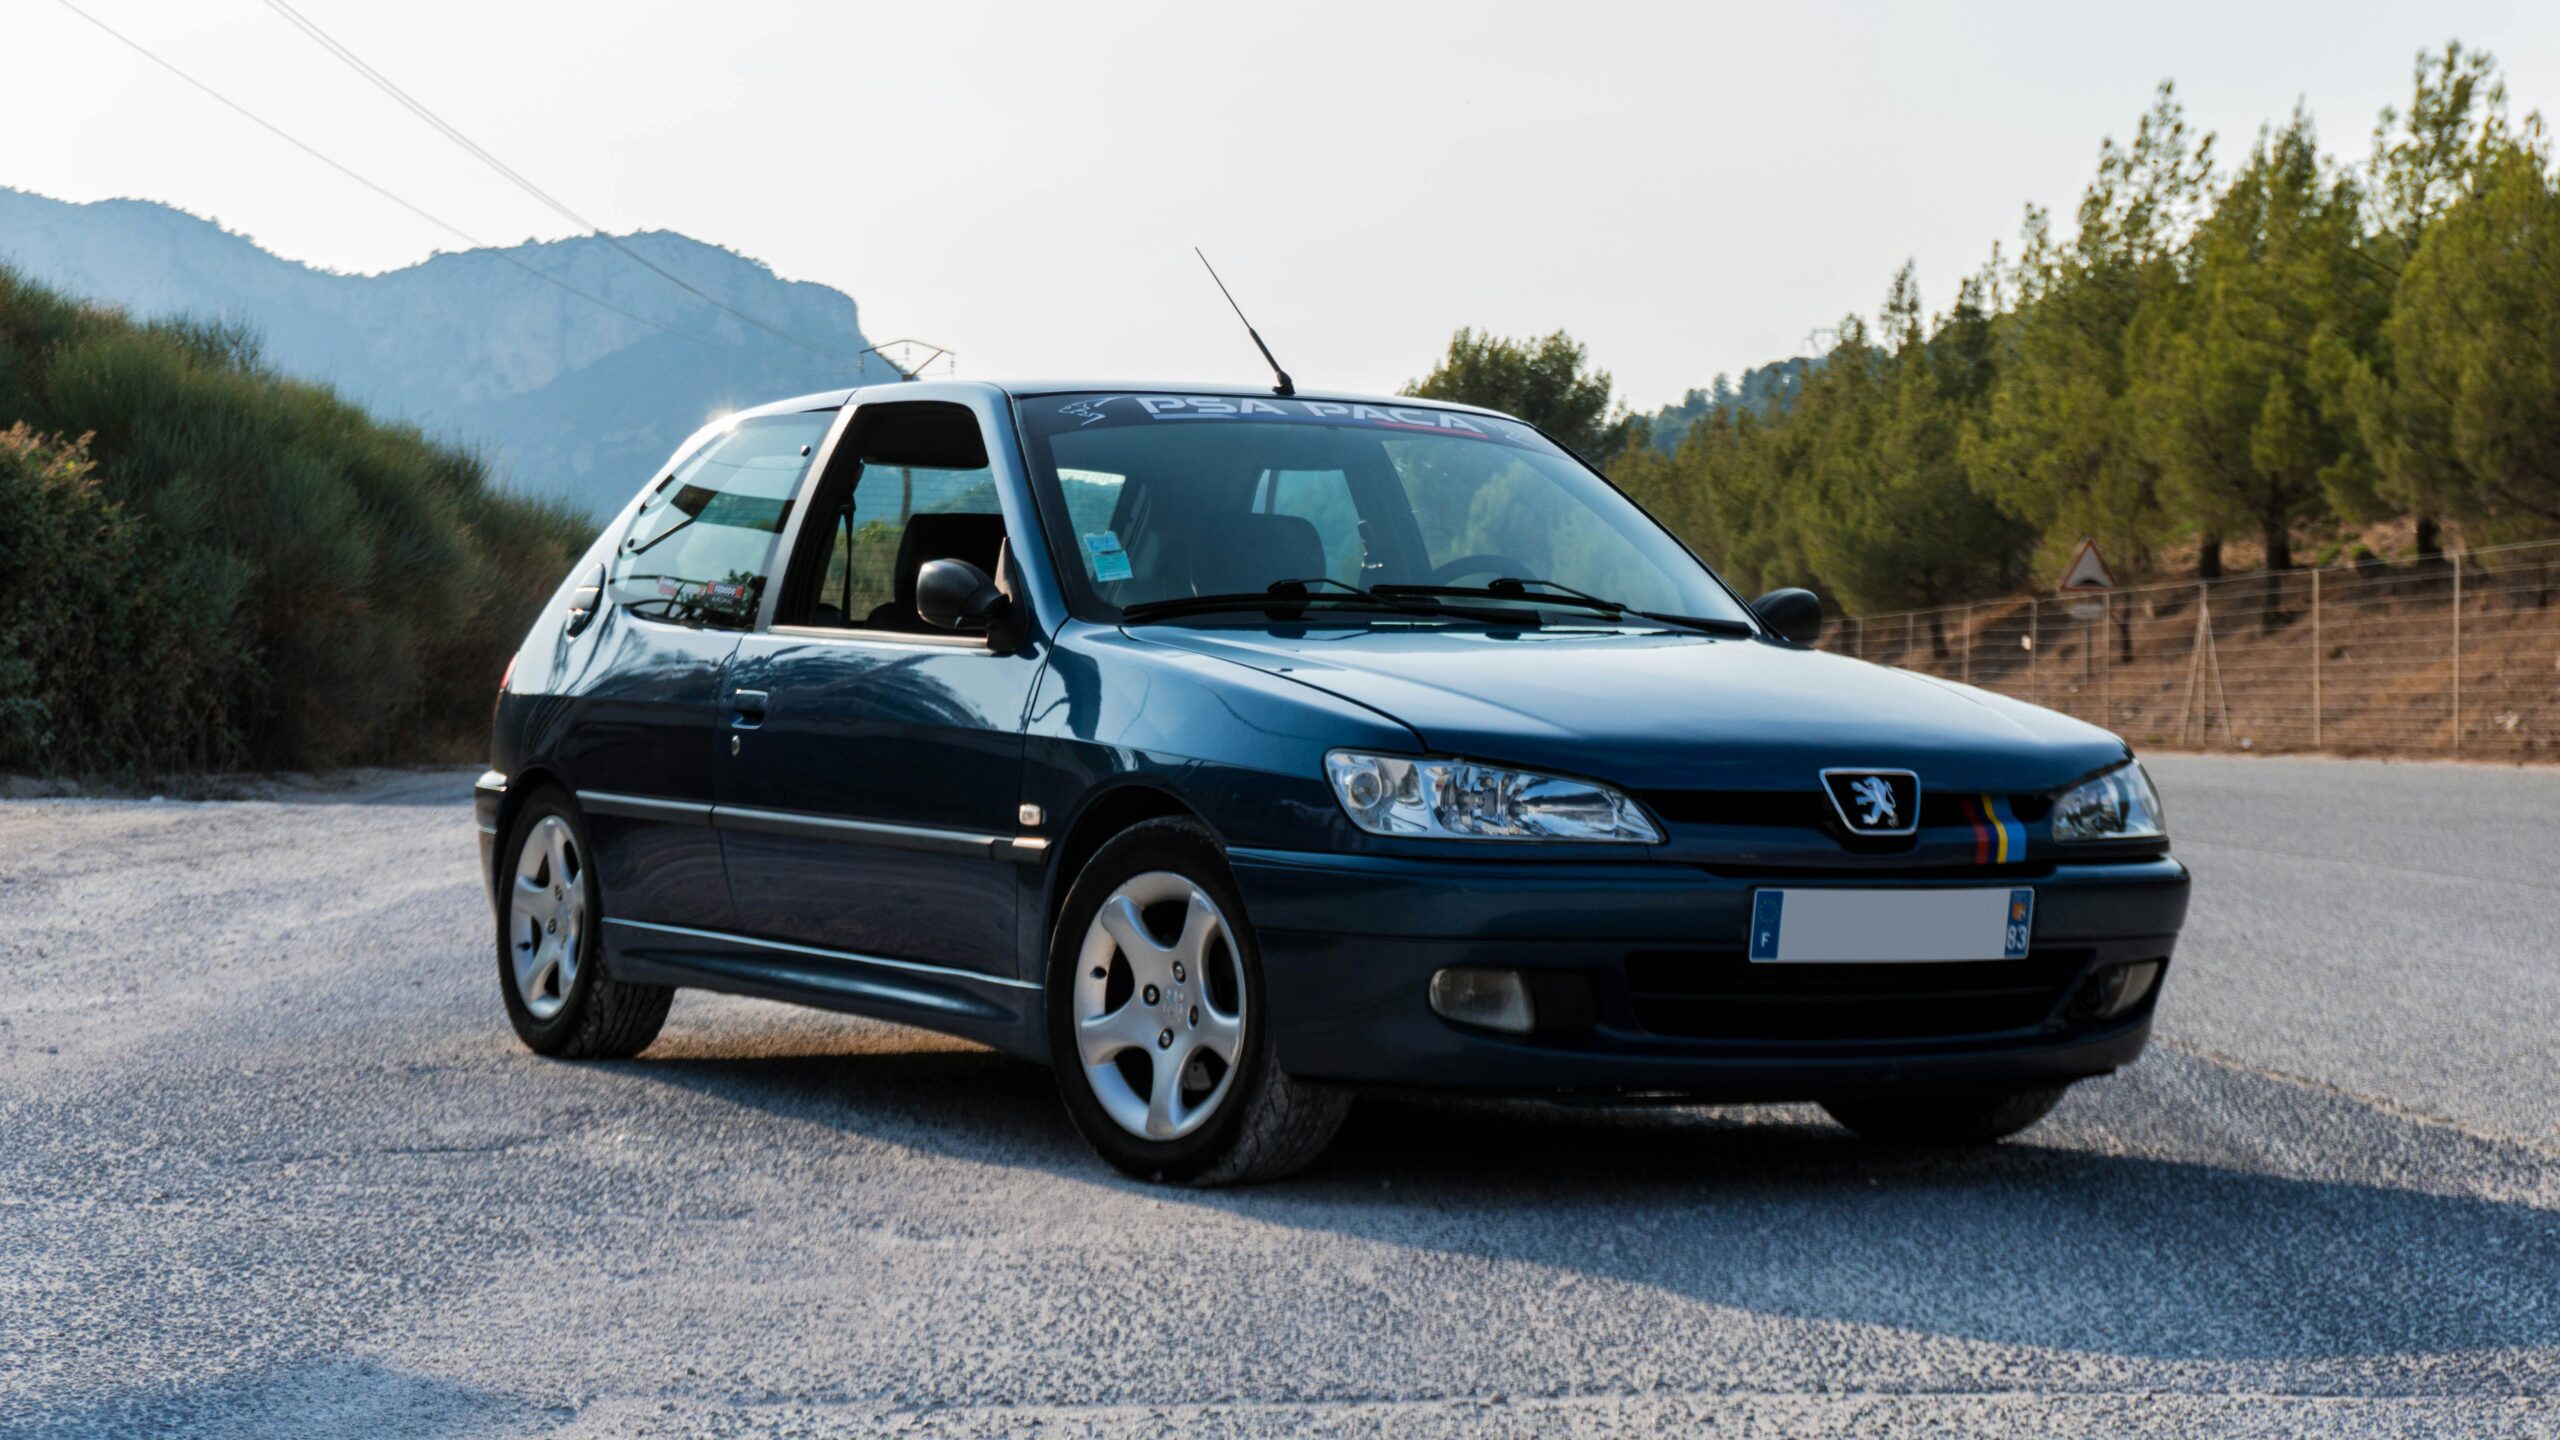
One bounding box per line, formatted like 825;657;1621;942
9;0;2560;412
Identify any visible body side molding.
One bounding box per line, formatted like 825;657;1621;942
603;917;1043;991
579;791;715;825
577;791;1048;864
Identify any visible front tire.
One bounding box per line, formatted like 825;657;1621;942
1821;1084;2069;1146
497;788;672;1059
1048;817;1349;1185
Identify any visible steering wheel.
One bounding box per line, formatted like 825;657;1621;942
1428;554;1534;586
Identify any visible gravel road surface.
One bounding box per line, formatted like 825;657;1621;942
3;755;2556;1437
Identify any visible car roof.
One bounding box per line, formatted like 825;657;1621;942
984;380;1514;419
730;379;1517;423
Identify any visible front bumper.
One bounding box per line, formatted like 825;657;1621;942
473;770;507;913
1228;848;2189;1098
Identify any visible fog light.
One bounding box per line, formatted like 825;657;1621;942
2076;960;2163;1020
1429;967;1536;1035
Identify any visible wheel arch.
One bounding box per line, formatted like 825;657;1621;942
1042;783;1214;956
489;764;571;891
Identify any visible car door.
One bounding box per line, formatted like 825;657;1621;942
716;397;1050;981
561;407;835;933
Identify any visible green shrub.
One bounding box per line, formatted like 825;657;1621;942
0;425;248;773
0;264;592;776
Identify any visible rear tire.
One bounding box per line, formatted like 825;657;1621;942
497;787;672;1059
1821;1084;2068;1146
1048;817;1349;1185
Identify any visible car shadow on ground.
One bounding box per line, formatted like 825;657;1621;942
617;1027;2560;1369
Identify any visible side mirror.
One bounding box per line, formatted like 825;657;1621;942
916;558;1012;632
1750;587;1823;645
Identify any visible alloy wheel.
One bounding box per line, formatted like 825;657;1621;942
509;814;586;1021
1071;870;1246;1140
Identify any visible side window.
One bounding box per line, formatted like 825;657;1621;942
782;402;1007;633
609;411;833;628
1251;468;1366;585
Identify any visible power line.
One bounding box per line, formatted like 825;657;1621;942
50;0;760;363
255;0;872;368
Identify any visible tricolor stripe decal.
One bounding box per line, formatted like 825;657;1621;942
1972;794;2026;864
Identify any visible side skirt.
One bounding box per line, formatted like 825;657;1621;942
602;918;1048;1061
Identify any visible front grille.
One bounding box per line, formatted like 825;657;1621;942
1623;948;2091;1042
1640;789;2048;832
1640;790;1836;830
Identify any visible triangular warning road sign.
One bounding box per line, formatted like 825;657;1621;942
2057;538;2117;592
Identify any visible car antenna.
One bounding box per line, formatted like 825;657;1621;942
1194;247;1294;397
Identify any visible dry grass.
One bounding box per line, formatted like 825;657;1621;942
1822;541;2560;761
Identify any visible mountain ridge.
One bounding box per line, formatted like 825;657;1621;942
0;187;894;515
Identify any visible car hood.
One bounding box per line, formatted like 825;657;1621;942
1128;624;2128;793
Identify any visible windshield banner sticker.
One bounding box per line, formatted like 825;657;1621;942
1035;393;1541;447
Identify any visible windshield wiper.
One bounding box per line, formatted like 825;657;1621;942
1627;611;1756;637
1373;576;1756;637
622;514;698;557
1375;576;1632;614
1121;577;1530;626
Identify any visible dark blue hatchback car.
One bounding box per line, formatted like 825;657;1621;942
478;380;2190;1183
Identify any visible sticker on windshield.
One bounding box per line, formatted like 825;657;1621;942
1083;531;1133;583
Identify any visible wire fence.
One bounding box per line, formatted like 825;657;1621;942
1814;538;2560;761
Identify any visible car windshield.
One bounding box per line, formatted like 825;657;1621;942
1014;392;1754;627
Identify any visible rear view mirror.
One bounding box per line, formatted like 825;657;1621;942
1750;587;1823;645
916;558;1011;631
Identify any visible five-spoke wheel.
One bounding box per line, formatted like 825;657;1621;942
1072;871;1247;1141
508;814;586;1020
496;788;672;1058
1049;817;1349;1184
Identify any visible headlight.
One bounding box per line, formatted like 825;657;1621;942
2051;761;2165;843
1323;751;1662;843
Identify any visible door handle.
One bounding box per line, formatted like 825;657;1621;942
729;689;769;728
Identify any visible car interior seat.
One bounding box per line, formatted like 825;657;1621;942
1166;512;1328;597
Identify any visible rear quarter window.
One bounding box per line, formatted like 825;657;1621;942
608;411;834;628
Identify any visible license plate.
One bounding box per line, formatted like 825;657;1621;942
1747;887;2034;964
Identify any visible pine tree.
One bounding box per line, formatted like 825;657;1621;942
2132;110;2376;578
1967;83;2215;578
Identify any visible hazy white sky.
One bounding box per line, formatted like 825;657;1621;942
10;1;2559;410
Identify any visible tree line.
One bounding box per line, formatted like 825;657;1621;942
1410;43;2559;615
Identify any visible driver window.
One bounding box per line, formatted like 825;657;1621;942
781;402;1006;633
